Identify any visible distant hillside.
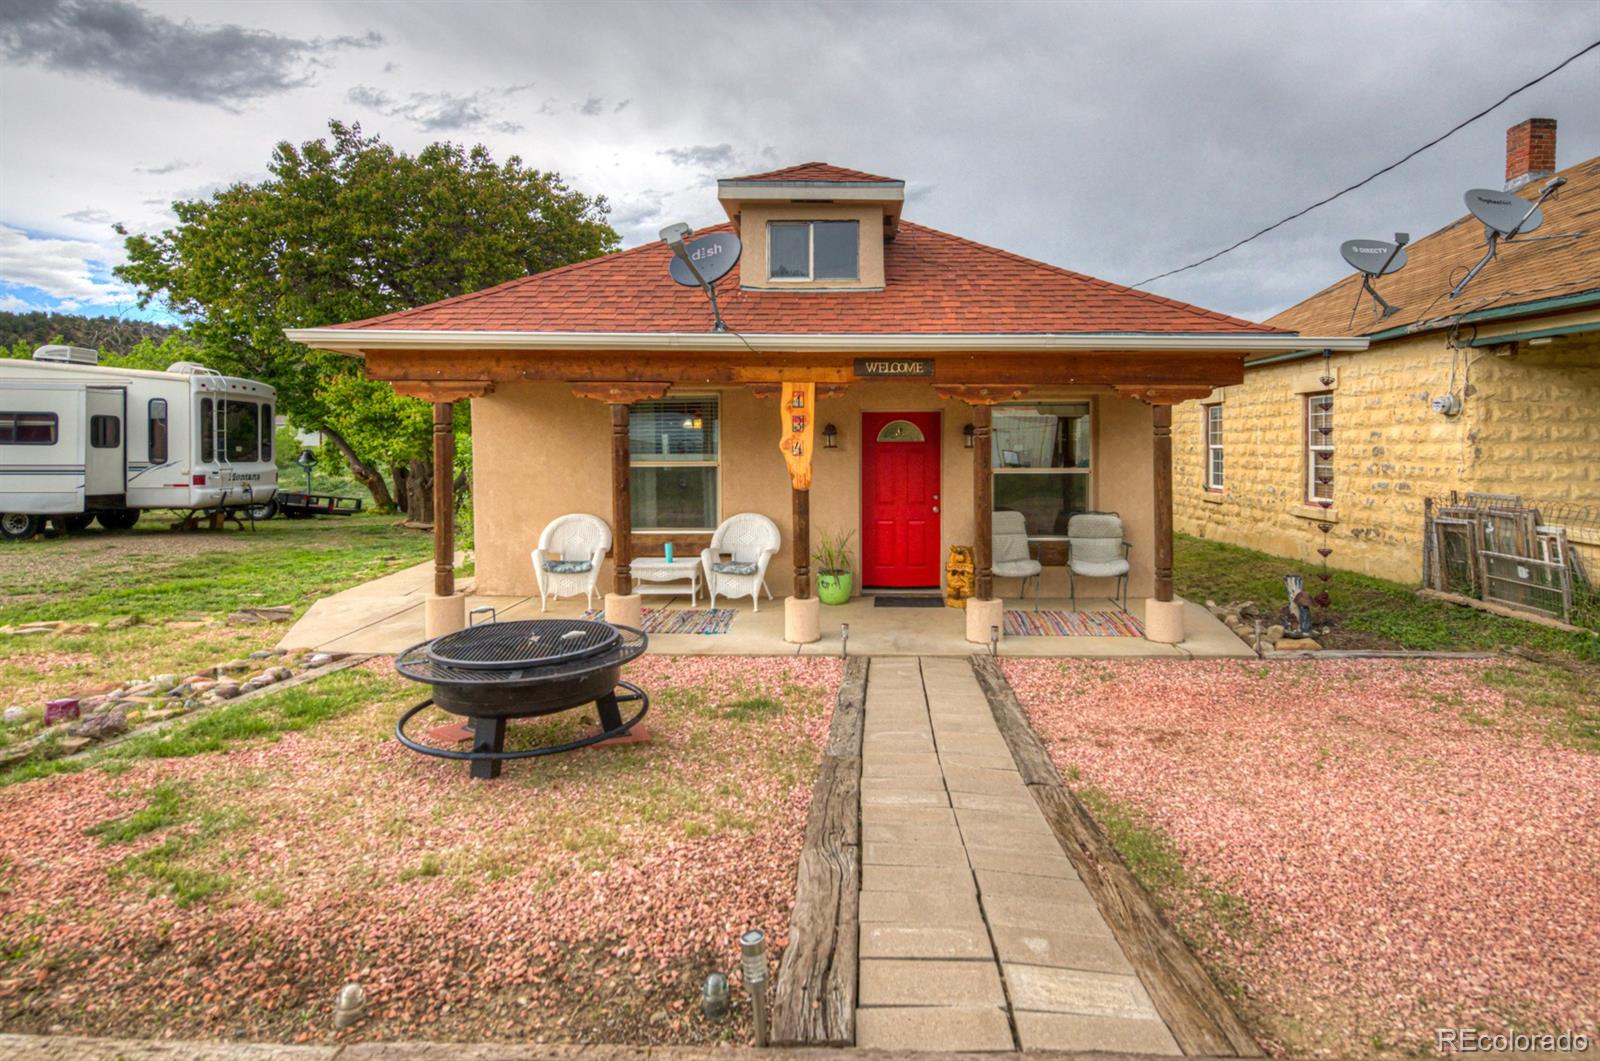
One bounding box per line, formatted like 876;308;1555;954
0;311;177;357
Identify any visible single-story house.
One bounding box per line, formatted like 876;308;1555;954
288;162;1361;645
1173;119;1600;586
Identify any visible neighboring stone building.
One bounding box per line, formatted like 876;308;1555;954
1174;119;1600;584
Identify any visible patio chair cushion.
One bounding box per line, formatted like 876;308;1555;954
993;559;1042;578
711;560;759;576
1071;558;1130;578
541;558;593;574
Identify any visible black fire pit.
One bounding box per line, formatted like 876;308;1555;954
394;617;649;779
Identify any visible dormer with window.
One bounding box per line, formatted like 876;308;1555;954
717;163;904;291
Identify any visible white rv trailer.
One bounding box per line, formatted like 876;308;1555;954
0;346;278;540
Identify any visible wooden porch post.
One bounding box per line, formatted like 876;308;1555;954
432;400;455;598
610;402;632;596
793;486;810;599
972;403;993;601
1152;402;1174;603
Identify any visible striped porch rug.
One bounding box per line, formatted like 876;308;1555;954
1003;608;1145;637
583;608;735;635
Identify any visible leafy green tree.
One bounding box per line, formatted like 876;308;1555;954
115;120;618;512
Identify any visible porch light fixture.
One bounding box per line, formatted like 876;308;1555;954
821;423;838;449
963;424;975;448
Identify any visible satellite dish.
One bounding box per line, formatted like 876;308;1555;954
1451;177;1572;300
1340;239;1408;277
1463;189;1543;238
1339;234;1409;321
668;232;741;287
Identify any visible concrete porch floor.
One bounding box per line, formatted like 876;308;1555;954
280;560;1253;658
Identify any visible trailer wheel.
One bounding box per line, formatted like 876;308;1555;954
64;513;95;532
246;498;278;521
0;513;42;541
95;509;140;531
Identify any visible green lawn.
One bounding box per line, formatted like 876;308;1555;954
0;514;431;715
1175;533;1600;664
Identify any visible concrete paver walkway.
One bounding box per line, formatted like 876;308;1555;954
855;657;1181;1054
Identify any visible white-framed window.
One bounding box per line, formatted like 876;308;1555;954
1305;392;1333;503
991;401;1092;538
767;220;859;281
629;396;720;531
0;412;58;445
1204;403;1223;491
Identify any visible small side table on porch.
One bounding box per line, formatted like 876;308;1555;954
630;556;702;606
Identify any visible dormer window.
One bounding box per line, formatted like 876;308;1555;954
768;220;859;281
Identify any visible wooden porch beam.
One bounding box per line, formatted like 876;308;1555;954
933;384;1028;405
432;401;455;597
793;487;811;599
1113;384;1217;404
569;381;671;403
390;380;494;402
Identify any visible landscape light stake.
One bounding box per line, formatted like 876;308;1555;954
989;624;1000;657
840;622;849;659
740;929;769;1047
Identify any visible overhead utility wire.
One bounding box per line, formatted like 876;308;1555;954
1130;37;1600;289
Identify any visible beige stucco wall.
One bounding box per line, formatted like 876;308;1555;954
736;203;887;290
472;382;1157;600
1173;325;1600;584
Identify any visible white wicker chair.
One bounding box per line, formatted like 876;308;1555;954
700;513;780;611
992;510;1043;609
531;513;612;612
1066;512;1131;610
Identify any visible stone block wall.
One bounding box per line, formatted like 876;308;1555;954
1174;328;1600;584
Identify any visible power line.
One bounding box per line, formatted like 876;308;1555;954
1131;37;1600;290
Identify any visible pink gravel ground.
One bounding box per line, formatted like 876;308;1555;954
0;655;840;1044
1004;657;1600;1057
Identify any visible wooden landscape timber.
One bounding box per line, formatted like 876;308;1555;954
770;655;866;1047
969;656;1264;1059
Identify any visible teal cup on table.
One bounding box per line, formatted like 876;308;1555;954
665;542;674;563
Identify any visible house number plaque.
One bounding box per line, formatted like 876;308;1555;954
854;358;934;378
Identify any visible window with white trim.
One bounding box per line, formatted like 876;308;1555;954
767;220;859;280
1305;392;1333;503
1204;403;1223;491
0;412;58;445
991;401;1092;537
629;397;719;531
148;399;168;463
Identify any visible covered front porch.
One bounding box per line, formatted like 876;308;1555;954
278;556;1252;657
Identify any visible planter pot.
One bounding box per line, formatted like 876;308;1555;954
816;571;853;606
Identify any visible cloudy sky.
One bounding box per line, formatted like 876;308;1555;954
1;0;1597;326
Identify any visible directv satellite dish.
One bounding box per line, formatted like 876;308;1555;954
1451;177;1572;300
668;232;741;287
1339;234;1409;321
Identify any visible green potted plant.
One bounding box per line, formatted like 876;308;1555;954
813;528;856;606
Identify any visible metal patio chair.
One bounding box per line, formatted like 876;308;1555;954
1066;511;1131;610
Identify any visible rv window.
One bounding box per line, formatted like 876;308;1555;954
0;412;59;445
224;401;260;462
90;415;121;449
148;399;168;463
200;398;214;462
261;403;273;460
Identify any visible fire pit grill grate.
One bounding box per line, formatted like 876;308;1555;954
421;618;625;672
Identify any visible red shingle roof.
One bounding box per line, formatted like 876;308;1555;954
330;221;1282;335
723;162;902;183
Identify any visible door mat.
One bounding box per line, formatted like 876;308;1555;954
871;595;947;608
583;608;735;634
1004;609;1145;637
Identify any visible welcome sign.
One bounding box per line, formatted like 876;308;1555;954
854;358;934;378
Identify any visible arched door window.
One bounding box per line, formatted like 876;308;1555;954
875;419;925;443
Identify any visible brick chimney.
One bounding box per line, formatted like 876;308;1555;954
1505;118;1557;191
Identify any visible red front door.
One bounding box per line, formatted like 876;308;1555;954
861;411;941;588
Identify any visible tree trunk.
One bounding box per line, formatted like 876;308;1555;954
406;458;434;526
390;464;411;515
322;425;395;511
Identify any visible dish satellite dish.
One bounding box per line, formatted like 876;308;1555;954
667;232;741;287
660;223;739;332
1451;177;1573;299
1339;234;1409;320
